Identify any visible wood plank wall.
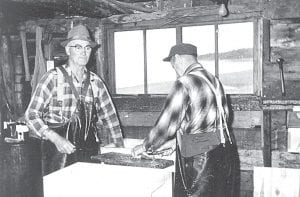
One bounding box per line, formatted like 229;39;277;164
2;0;300;196
264;19;300;99
262;19;300;168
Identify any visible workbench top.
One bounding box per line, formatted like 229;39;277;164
43;138;175;197
43;162;173;197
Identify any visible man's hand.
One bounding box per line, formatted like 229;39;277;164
53;135;76;154
45;130;76;154
150;147;175;157
115;141;125;148
153;138;176;156
131;144;146;158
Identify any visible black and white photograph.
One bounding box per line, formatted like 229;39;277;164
0;0;300;196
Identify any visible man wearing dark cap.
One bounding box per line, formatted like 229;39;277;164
25;24;124;175
132;43;239;197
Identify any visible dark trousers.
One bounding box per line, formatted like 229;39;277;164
41;140;98;175
175;143;240;197
41;123;98;175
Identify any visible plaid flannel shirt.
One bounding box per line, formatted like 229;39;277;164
25;65;124;146
144;63;229;151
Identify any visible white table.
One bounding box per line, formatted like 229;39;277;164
44;138;174;197
43;162;172;197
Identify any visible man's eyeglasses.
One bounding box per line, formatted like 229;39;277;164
69;44;92;52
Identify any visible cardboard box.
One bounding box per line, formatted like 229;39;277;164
253;167;300;197
287;112;300;153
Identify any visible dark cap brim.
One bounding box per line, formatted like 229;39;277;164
163;53;197;62
163;56;172;62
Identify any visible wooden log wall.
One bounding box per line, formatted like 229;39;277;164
2;0;299;196
261;17;300;176
264;19;300;99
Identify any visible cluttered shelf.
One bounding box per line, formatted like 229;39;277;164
261;99;300;167
262;99;300;110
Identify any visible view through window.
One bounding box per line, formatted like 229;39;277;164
218;22;253;94
114;22;254;94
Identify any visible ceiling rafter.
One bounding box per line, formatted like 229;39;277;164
0;0;156;23
101;0;155;13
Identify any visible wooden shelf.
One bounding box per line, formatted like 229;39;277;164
262;99;300;110
262;99;300;105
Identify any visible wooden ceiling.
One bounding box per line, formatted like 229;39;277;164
0;0;222;23
0;0;158;24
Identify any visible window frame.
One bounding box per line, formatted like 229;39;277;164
105;17;263;97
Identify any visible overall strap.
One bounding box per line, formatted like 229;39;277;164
58;66;91;101
190;70;232;144
56;67;64;102
82;70;91;99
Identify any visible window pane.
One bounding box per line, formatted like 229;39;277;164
147;28;176;94
115;31;144;94
218;22;253;94
182;25;215;74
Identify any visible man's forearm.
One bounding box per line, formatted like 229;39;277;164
43;128;60;142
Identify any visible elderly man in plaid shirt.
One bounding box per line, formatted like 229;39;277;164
25;24;124;175
132;43;239;197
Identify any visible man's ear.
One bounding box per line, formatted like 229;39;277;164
65;46;70;56
174;54;181;63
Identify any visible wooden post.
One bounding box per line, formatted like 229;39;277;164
1;34;15;119
262;110;272;167
156;0;164;11
20;27;31;82
95;25;105;80
0;28;3;137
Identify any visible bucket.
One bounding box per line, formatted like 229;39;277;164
0;138;44;197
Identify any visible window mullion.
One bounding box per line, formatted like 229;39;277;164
176;26;182;44
143;30;148;94
215;24;219;78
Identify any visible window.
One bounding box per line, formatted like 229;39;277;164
218;22;253;94
183;22;254;94
111;21;257;95
182;25;215;74
115;30;144;94
147;29;177;94
114;28;176;94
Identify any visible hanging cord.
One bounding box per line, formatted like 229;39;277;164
177;144;190;195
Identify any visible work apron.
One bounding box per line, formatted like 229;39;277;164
174;141;240;197
175;69;240;197
42;67;98;175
